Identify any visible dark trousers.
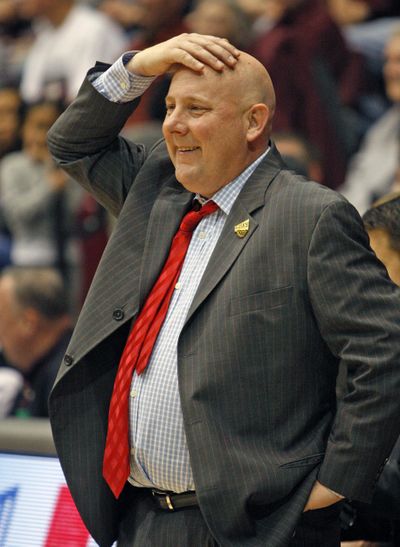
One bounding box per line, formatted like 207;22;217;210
290;502;343;547
118;489;342;547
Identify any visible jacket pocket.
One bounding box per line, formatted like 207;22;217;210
280;452;325;469
230;285;293;316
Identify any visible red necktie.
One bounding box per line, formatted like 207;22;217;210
103;200;219;498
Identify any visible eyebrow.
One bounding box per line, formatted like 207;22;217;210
165;94;210;104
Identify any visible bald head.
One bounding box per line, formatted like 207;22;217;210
226;51;276;113
170;50;276;137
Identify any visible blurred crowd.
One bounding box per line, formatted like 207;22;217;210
0;0;400;544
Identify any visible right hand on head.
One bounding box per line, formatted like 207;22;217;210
126;33;240;77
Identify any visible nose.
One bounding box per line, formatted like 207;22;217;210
163;109;188;135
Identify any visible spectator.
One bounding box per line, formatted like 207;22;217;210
328;0;400;81
0;101;83;309
273;130;323;181
364;192;400;285
340;27;400;214
249;0;366;189
0;86;22;161
185;0;253;49
17;0;128;104
0;367;23;418
98;0;144;34
341;192;400;547
123;0;192;127
0;0;34;88
0;267;72;417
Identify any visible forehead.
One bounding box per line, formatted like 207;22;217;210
167;68;234;101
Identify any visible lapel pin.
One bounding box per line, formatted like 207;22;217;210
234;219;250;238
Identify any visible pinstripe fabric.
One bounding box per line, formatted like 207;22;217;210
48;74;400;547
118;488;219;546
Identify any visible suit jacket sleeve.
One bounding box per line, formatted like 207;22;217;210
307;198;400;501
47;70;147;218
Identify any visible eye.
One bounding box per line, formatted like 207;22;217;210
189;105;207;116
165;104;175;115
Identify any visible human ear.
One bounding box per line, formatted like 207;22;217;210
246;103;270;143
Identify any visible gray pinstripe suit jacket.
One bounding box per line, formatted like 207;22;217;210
48;72;400;547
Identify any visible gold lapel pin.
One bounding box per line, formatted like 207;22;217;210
234;219;250;238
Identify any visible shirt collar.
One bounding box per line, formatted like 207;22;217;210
195;147;270;215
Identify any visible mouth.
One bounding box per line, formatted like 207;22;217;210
176;146;200;154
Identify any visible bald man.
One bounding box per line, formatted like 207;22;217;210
47;34;400;547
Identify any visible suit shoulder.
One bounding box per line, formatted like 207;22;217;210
272;168;348;210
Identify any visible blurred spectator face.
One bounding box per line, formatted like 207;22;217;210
383;33;400;104
368;227;400;285
274;132;322;182
0;88;21;156
15;0;55;20
0;276;32;369
22;102;59;162
134;0;187;30
263;0;304;22
186;0;242;42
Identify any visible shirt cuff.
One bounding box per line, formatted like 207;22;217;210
91;51;156;103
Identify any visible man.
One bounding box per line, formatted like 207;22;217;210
0;267;72;417
340;27;400;214
17;0;127;104
47;34;400;547
341;193;400;546
363;192;400;285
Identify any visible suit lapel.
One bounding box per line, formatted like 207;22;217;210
185;146;284;325
138;178;194;305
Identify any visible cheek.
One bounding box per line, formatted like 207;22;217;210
386;253;400;286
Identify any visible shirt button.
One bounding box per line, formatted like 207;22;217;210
175;282;181;290
130;389;137;398
198;231;207;240
120;81;127;89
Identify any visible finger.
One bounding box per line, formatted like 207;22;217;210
167;34;240;72
171;43;239;73
186;34;241;69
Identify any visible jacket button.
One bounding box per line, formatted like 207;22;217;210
113;308;124;321
64;354;73;366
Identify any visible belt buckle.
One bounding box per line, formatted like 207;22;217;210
152;490;175;511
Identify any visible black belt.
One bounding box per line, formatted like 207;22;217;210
151;490;198;511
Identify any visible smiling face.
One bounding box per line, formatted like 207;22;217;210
162;58;274;197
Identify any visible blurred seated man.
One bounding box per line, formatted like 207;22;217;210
273;130;323;181
0;267;73;417
185;0;253;49
364;192;400;285
341;192;400;547
340;28;400;214
248;0;365;189
328;0;400;80
17;0;127;105
0;100;83;308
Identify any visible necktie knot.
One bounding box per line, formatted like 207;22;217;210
179;200;219;233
